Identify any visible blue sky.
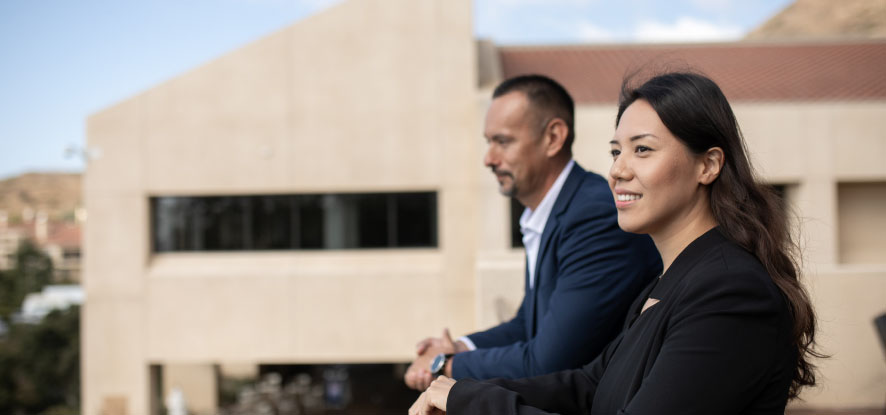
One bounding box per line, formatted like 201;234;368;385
0;0;791;180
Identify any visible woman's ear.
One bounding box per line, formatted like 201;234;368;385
699;147;724;185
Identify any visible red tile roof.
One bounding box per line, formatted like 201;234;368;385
6;222;82;248
46;223;81;248
498;41;886;103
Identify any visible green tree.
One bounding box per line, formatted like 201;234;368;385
0;306;80;415
0;269;12;324
0;239;54;324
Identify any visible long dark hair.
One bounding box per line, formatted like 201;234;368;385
616;71;821;399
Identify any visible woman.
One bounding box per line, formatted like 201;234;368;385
409;72;820;415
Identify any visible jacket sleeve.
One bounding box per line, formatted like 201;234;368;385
447;338;613;415
462;290;529;349
451;196;658;380
621;263;791;414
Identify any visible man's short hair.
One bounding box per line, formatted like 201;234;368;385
493;74;575;150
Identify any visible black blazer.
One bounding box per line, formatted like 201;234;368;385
451;163;661;380
449;228;795;415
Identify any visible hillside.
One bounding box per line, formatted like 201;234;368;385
746;0;886;40
0;173;82;222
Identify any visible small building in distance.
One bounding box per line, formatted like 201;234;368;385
0;173;84;282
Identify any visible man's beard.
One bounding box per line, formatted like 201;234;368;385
493;167;517;198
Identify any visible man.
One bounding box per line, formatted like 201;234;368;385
404;75;661;390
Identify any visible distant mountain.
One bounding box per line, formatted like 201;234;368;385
746;0;886;40
0;173;82;222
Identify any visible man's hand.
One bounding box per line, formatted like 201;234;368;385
408;376;455;415
415;328;469;356
404;352;435;391
405;329;468;390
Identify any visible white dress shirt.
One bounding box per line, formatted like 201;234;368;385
460;159;575;351
520;159;574;290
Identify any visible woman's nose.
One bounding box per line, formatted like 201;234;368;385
609;155;630;181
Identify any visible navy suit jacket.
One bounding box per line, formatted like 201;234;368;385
451;163;661;380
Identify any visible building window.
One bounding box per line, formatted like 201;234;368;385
510;198;524;248
838;182;886;264
151;192;437;252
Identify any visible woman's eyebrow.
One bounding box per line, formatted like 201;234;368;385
610;133;657;145
630;133;657;141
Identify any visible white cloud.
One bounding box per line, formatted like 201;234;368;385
633;16;742;43
577;21;614;42
484;0;595;6
689;0;734;12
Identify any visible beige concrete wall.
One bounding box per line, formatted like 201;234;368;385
794;269;886;409
84;0;886;411
84;0;477;414
144;251;448;363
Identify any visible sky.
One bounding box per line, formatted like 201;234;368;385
0;0;792;180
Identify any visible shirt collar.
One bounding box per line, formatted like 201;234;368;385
519;159;575;235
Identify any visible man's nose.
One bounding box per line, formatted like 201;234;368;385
483;147;497;168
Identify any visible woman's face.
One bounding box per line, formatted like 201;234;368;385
608;99;710;237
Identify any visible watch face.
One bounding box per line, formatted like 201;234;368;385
430;353;445;374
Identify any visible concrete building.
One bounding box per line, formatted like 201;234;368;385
83;0;886;413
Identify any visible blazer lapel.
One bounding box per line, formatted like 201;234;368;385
524;254;534;337
528;163;586;336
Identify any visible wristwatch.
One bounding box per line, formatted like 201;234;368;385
429;353;453;377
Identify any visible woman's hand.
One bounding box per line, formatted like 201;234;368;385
408;376;456;415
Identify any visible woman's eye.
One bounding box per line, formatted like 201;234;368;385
610;149;621;158
636;145;652;153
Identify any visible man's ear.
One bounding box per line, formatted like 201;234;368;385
544;118;569;157
699;147;724;185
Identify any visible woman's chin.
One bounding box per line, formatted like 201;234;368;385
616;218;646;235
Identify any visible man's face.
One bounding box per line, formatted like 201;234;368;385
483;91;549;203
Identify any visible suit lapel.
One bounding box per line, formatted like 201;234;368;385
528;163;586;336
524;254;533;336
